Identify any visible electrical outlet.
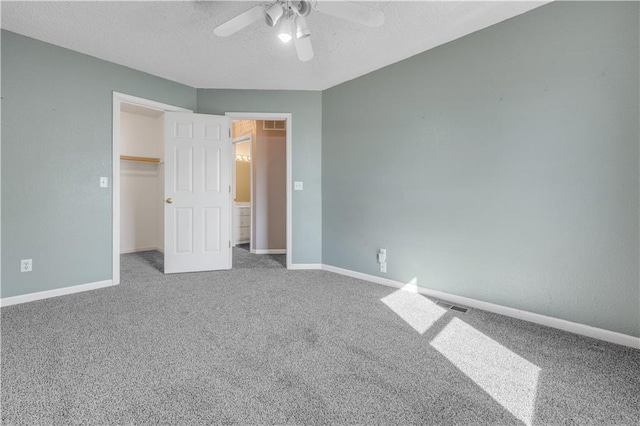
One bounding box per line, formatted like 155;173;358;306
21;259;32;272
100;177;109;188
294;181;303;191
378;248;387;263
378;248;387;273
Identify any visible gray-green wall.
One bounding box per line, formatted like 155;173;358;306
2;1;638;338
1;31;323;299
1;31;197;298
322;1;640;337
197;90;322;264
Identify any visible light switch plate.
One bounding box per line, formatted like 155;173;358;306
294;181;303;191
100;177;108;188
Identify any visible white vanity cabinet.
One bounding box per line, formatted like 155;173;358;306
234;203;250;245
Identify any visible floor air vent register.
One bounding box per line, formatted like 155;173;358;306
436;301;468;313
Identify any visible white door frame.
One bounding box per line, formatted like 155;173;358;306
232;134;253;251
112;92;192;285
226;112;292;270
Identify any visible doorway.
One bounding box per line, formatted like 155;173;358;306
232;134;253;251
118;102;164;256
112;93;192;285
227;113;292;269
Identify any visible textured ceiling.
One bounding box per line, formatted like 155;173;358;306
1;1;549;90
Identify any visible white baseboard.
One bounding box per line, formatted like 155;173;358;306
120;246;161;254
0;279;116;308
322;264;406;289
288;263;323;270
321;264;640;349
4;263;636;348
252;249;286;255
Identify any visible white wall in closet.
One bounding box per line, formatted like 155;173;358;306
120;106;164;254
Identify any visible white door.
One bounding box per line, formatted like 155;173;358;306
164;112;232;273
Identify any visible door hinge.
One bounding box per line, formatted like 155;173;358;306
229;241;231;248
229;128;231;138
229;185;231;193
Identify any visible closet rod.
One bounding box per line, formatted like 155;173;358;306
120;155;161;163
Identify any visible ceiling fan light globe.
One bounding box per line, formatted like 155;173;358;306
294;34;314;62
296;29;311;39
265;3;284;27
277;18;293;43
295;16;311;39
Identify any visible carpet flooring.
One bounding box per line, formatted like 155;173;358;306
1;252;638;425
132;245;286;273
233;244;286;269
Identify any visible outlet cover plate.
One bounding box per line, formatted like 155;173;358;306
21;259;32;272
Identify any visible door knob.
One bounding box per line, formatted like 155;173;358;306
166;198;173;204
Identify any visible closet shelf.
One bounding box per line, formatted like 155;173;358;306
120;155;161;163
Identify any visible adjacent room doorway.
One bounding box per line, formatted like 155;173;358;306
227;113;292;270
232;134;253;250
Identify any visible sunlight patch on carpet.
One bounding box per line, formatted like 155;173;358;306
380;281;448;334
431;317;540;425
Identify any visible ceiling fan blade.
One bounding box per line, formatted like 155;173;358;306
316;1;384;27
214;5;265;37
294;34;314;62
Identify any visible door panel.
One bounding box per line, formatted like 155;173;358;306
164;112;231;273
204;148;221;192
204;208;221;252
175;208;193;254
175;147;193;192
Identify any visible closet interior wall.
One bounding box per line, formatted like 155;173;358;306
119;105;164;254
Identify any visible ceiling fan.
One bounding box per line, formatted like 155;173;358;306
213;1;385;62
